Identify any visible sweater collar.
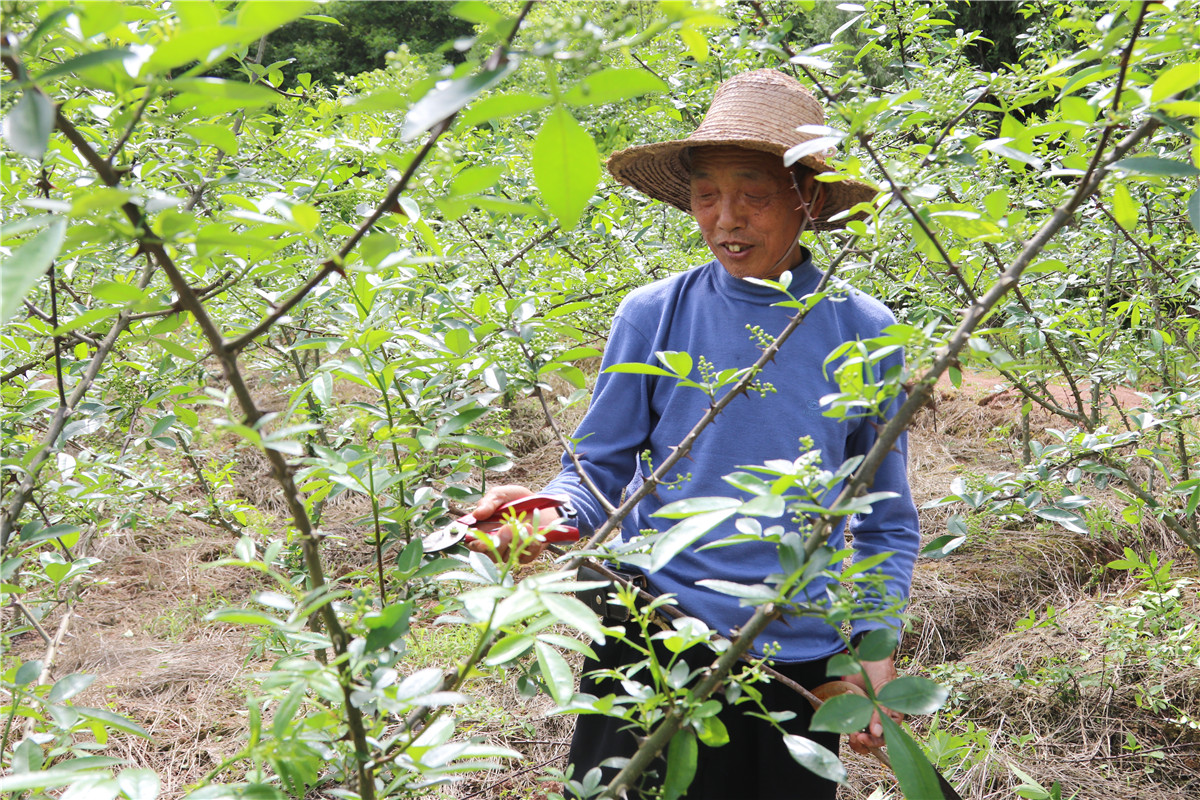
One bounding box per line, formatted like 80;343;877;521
709;250;823;305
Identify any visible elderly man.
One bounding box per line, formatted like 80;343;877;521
471;70;920;799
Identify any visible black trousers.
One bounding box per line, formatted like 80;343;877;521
567;621;841;800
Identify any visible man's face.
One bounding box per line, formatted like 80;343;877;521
689;146;808;280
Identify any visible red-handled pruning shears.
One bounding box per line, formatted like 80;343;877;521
421;494;579;553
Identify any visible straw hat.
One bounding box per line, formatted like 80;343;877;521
607;69;877;230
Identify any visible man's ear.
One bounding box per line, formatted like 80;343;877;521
793;166;827;220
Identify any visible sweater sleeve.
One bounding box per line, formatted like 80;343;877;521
843;349;921;642
542;313;656;536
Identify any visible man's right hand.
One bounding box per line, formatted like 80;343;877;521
466;485;559;564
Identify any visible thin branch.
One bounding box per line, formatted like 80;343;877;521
992;366;1089;424
9;598;52;644
19;607;74;738
458;219;514;299
527;364;616;517
1104;454;1200;556
107;90;152;165
1094;199;1193;290
1;357;51;383
920;86;989;166
183;37;267;212
1076;2;1149;196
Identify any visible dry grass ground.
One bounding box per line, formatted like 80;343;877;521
7;370;1198;800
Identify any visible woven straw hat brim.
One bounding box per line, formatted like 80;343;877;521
607;139;877;230
606;69;878;230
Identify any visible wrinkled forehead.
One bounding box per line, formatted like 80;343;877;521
686;145;790;183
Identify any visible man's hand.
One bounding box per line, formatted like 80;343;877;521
842;655;904;755
466;485;560;564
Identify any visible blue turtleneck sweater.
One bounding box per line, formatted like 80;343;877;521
544;257;920;663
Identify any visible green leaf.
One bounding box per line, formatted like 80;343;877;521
656;350;693;377
205;608;286;627
809;692;874;734
339;88;409;114
1111;183;1138;229
146;3;310;72
695;579;777;603
444;327;472;355
662;727;698;800
856;627;899;661
36;49;132;83
271;684;305;740
450;165;505;196
459;92;552;128
363;601;412;652
977;138;1043;168
171;78;280;108
877;676;949;715
880;714;943;800
1110;157;1200;177
1;214;56;238
486;633;535;666
604;362;675;376
92;280;149;305
63;775;117;799
654;496;741;519
1;216;64;322
395;538;423;573
650;508;738;573
532;106;600;230
48;672;95;703
3;89;56;160
1032;506;1088;534
535;640;573;705
679;26;709;61
402;60;519;142
1188;191;1200;236
449;433;508;454
77;706;150;738
1151;62;1200;102
237;0;313;33
696;713;729;746
539;592;605;642
0;767;89;793
16;659;43;685
451;1;504;25
116;769;160;800
921;534;966;558
182;123;239;154
782;734;847;784
563;68;667;106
